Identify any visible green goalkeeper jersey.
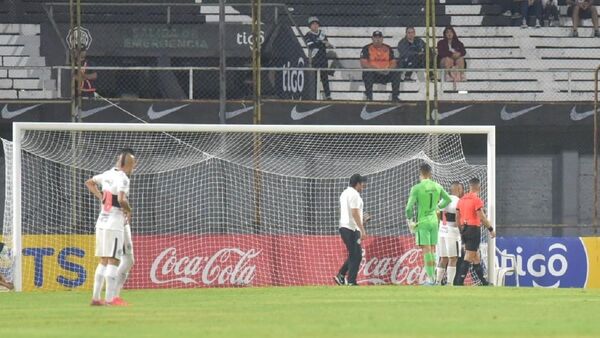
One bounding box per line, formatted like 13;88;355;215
405;178;451;222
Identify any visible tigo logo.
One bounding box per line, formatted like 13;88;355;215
497;237;587;288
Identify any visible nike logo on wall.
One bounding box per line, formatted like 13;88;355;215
1;104;41;119
433;105;473;121
80;104;113;118
500;105;543;121
225;105;254;120
360;105;402;121
570;106;597;121
147;104;189;120
290;105;331;120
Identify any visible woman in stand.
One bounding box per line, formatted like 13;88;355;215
437;26;467;83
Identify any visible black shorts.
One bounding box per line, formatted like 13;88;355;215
461;226;481;252
568;5;594;19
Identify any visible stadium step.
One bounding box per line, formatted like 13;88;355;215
0;89;17;99
0;23;40;35
7;68;52;80
0;35;40;47
285;5;446;16
1;56;46;67
17;89;56;99
291;15;453;27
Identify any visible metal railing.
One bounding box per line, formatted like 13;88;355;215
0;65;598;102
46;66;598;101
594;64;600;227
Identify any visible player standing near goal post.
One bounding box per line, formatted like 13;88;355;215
85;149;136;306
455;177;495;286
436;182;464;286
334;174;370;286
405;163;451;285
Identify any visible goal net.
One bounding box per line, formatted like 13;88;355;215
2;123;495;291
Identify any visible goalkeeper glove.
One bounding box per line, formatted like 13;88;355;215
407;219;418;235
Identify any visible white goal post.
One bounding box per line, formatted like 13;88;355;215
7;123;496;291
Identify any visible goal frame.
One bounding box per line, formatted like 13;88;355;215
11;122;496;291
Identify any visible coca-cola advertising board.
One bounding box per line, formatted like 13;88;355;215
16;234;600;291
140;235;426;288
18;234;426;291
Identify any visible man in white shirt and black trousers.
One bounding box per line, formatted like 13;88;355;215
334;174;370;286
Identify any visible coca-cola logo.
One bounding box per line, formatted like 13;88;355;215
150;247;261;286
358;248;427;285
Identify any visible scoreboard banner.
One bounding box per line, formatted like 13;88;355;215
18;235;600;291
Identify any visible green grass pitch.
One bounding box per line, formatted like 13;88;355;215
1;286;600;337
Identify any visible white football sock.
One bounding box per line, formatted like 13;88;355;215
447;266;457;286
116;254;134;297
104;264;118;302
92;264;106;301
436;267;446;284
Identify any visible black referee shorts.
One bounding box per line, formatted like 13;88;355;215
461;226;481;252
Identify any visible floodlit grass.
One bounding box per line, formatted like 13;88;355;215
1;286;600;337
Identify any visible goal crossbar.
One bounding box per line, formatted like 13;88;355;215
13;122;495;135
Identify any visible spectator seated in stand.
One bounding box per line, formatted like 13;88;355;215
519;0;543;28
500;0;522;19
397;26;426;82
360;30;400;102
437;26;467;83
543;0;560;26
567;0;600;37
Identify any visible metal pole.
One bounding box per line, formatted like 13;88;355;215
188;68;193;100
75;0;82;122
71;0;83;244
252;0;262;123
69;0;76;120
252;0;262;230
218;0;226;124
594;65;600;228
424;0;431;125
431;0;440;125
57;67;62;98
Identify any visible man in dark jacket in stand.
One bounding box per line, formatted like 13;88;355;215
304;16;333;100
397;26;426;81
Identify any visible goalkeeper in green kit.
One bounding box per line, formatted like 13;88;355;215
405;163;451;285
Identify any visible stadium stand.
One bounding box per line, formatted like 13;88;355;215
0;23;54;99
0;0;598;101
277;0;600;101
297;26;600;101
284;0;600;101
